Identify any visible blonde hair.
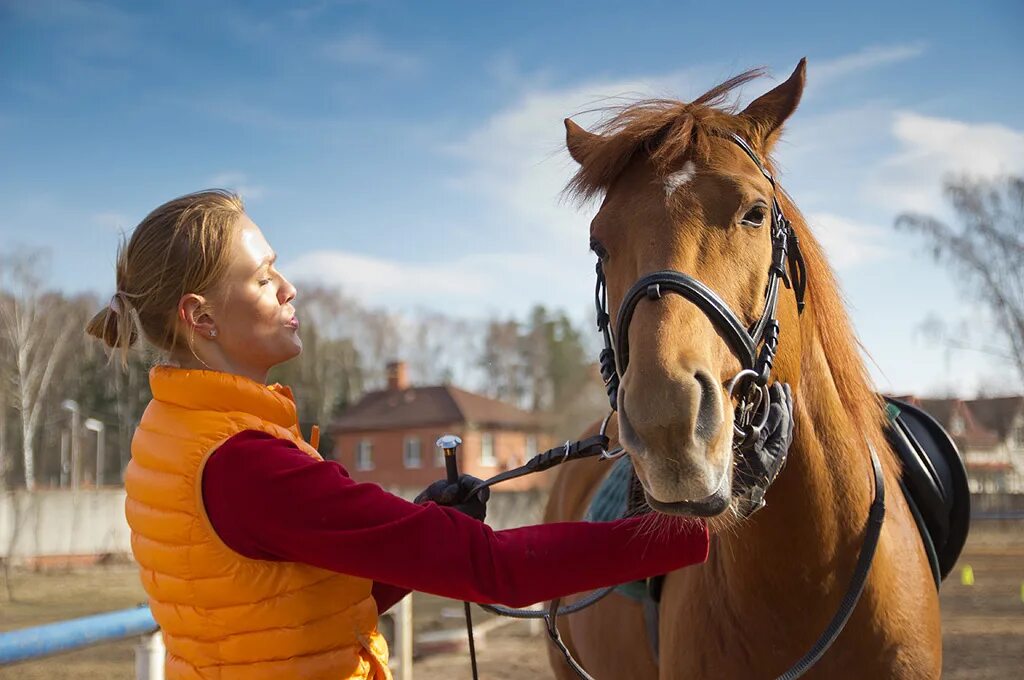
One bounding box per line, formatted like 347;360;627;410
86;189;245;365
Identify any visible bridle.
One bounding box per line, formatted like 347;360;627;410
463;132;885;680
595;131;807;515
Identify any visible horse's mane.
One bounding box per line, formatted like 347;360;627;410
565;69;766;202
779;194;894;472
566;71;894;473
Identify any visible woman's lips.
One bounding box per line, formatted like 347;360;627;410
286;316;299;329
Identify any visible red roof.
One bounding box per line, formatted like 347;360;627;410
332;384;540;433
967;396;1024;440
887;394;1023;450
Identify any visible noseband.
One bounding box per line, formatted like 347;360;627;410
595;132;806;454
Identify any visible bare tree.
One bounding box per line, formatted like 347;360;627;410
480;319;526;406
0;250;82;489
896;175;1024;386
270;286;365;453
0;317;11;490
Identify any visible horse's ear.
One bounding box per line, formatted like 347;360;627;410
740;58;806;152
565;118;600;165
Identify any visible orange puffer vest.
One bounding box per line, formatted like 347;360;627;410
125;367;390;679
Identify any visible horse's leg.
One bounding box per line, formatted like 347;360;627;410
543;448;659;680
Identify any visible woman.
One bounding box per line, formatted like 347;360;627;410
86;190;716;680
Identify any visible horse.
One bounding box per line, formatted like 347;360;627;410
543;60;941;679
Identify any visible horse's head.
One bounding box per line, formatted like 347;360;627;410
566;61;808;518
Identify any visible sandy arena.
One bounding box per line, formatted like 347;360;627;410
1;519;1021;679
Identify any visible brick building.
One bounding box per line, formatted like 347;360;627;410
331;362;553;490
893;394;1024;493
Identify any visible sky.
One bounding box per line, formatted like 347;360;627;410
1;0;1022;397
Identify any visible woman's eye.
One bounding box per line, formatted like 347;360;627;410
258;278;271;286
740;205;767;228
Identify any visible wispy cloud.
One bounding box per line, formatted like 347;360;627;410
206;172;267;201
6;0;142;65
812;43;927;88
444;67;712;248
806;212;890;269
283;248;590;318
866;112;1024;213
321;33;421;75
90;211;131;232
287;0;383;23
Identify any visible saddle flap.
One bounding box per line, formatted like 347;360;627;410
884;397;971;582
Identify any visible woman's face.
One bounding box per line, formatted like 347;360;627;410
204;216;302;377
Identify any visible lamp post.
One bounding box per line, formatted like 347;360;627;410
61;400;81;491
60;429;70;488
85;418;106;487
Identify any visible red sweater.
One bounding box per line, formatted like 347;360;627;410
202;430;708;613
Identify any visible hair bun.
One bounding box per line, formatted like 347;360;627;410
85;293;138;358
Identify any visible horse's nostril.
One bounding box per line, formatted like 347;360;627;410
693;370;721;442
616;390;646;454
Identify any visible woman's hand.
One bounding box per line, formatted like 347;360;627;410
736;381;794;488
414;475;490;521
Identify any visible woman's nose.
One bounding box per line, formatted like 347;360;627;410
280;275;297;304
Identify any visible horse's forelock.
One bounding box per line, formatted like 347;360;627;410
564;69;767;203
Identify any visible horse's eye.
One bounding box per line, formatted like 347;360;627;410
590;239;609;260
741;205;767;228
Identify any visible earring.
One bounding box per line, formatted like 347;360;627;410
209;329;218;338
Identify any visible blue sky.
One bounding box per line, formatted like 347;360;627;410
2;0;1023;396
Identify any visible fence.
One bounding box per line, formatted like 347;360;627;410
0;606;162;678
0;599;414;679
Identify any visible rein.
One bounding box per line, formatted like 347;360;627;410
449;132;884;680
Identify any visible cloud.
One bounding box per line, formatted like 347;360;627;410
811;43;926;88
90;211;131;232
206;172;266;201
806;212;890;269
444;67;714;249
867;113;1024;214
321;33;421;74
283;247;594;318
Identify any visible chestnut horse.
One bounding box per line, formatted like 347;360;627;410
544;60;940;679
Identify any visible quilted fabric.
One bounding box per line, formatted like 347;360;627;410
125;366;391;679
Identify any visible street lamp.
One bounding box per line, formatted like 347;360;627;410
85;418;106;487
61;400;81;491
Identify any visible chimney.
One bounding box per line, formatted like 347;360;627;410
386;361;409;391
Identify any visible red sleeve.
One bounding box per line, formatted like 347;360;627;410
370;581;410;614
202;430;708;609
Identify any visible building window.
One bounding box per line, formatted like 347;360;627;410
481;432;497;467
355;439;373;470
525;435;537;465
404;437;422;469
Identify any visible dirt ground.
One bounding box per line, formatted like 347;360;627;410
1;519;1021;679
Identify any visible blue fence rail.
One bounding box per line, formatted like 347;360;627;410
0;605;157;666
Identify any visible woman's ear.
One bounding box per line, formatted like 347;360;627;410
178;293;217;340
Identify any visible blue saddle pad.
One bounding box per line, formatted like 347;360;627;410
585;457;648;602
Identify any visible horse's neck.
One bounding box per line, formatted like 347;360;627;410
711;338;881;611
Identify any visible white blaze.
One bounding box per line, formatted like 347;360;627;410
664;161;697;197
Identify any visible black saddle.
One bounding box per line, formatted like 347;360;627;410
883;396;971;586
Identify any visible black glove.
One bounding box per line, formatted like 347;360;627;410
735;382;795;490
414;474;491;522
